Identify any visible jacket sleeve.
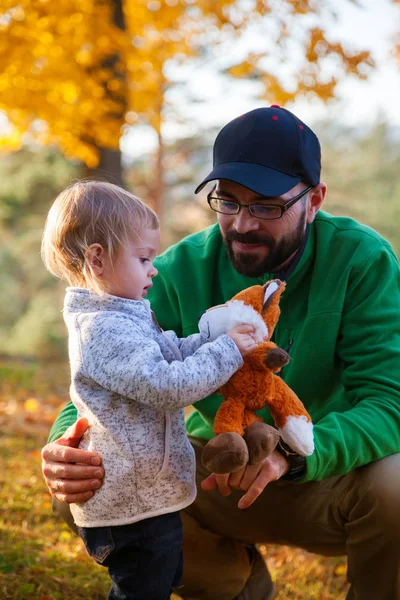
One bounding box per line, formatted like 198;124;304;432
304;243;400;481
80;313;243;410
148;258;184;334
47;400;78;443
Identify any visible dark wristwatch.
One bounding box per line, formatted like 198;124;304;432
276;439;307;481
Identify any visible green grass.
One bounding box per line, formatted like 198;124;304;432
0;361;349;599
0;432;111;600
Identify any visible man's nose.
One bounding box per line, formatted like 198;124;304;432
232;206;260;234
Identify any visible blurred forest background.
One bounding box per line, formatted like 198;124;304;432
1;121;400;361
1;0;400;598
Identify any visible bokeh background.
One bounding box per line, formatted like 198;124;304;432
0;1;399;598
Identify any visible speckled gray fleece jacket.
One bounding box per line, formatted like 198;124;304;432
63;288;243;528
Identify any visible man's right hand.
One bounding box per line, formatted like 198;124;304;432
41;417;104;504
201;450;289;509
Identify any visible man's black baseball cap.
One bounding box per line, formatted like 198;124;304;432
194;105;321;197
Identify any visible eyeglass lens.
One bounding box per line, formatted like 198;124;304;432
209;198;281;220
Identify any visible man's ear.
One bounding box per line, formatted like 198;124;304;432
306;183;327;224
85;243;105;276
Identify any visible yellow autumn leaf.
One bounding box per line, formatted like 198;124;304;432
335;563;348;576
24;397;40;413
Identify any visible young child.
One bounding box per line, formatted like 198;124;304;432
41;180;262;600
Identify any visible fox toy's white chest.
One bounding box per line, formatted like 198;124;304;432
198;300;269;342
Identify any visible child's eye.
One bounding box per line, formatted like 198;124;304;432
140;257;150;263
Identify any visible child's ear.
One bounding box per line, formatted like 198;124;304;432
86;243;105;276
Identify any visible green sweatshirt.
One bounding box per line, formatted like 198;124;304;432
49;211;400;482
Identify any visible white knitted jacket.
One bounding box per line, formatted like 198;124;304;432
63;288;243;527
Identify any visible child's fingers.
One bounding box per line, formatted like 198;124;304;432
245;334;259;347
238;335;259;356
233;324;256;334
250;332;264;344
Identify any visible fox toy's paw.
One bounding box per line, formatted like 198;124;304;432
265;347;290;371
201;432;249;474
243;422;280;464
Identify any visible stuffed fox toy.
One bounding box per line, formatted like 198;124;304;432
198;280;314;474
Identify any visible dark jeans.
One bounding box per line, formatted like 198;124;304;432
78;511;183;600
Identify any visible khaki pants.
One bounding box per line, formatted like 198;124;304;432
54;437;400;600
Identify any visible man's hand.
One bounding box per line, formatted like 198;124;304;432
41;418;104;504
201;450;289;509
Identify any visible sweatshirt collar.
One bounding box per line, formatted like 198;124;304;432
64;288;152;318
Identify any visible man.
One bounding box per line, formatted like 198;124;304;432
42;106;400;599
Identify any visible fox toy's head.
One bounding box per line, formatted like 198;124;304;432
198;280;286;343
231;279;286;340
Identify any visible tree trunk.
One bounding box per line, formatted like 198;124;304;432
152;129;164;218
81;0;125;187
82;147;123;186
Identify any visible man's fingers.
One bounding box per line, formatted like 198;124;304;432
227;466;246;489
200;473;217;491
201;473;231;496
238;463;276;509
43;460;104;481
237;452;290;509
41;443;101;466
53;490;96;504
236;464;263;491
214;474;231;495
51;477;102;496
41;420;105;504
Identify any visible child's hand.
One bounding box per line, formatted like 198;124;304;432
227;324;262;357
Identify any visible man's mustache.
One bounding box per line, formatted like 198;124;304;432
225;230;272;245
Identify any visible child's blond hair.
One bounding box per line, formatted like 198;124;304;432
41;180;159;293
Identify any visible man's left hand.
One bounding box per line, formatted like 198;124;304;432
201;450;289;509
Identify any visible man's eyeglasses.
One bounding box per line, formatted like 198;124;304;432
207;186;312;221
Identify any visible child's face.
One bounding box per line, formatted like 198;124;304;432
103;228;160;300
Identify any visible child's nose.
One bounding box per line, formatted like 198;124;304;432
150;265;158;277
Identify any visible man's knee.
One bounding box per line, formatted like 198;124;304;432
180;511;251;600
352;454;400;536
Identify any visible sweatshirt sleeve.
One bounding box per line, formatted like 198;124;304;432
80;313;243;410
164;330;210;359
304;243;400;481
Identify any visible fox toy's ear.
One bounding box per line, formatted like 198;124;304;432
262;279;285;313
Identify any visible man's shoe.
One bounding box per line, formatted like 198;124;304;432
235;545;276;600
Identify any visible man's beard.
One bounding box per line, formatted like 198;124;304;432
222;212;307;277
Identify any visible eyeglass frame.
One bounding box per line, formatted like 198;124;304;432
207;185;313;221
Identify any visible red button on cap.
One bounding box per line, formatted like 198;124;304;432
271;104;280;108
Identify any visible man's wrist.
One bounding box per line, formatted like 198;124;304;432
272;448;290;477
275;439;307;481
